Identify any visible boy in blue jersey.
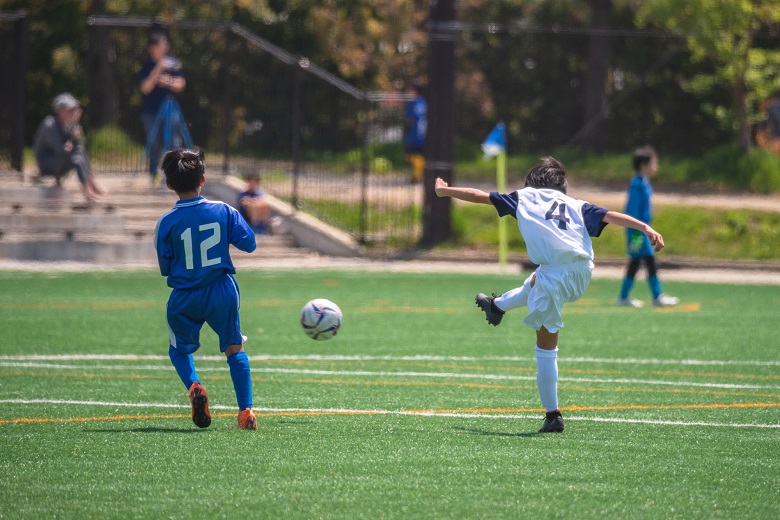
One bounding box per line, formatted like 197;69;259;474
435;157;667;433
617;146;679;308
154;148;258;429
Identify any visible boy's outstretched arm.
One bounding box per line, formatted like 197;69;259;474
603;210;665;252
434;178;492;204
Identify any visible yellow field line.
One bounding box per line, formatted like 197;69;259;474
2;402;778;425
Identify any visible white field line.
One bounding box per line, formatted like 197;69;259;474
1;353;778;367
0;399;777;429
0;361;777;390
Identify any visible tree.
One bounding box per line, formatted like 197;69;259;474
638;0;780;152
581;0;612;151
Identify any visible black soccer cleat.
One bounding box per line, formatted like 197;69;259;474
475;293;504;326
538;410;565;433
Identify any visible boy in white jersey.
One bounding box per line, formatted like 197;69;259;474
435;157;665;433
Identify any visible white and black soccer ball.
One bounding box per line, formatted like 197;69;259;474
300;299;342;341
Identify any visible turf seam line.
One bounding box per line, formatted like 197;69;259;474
2;354;778;367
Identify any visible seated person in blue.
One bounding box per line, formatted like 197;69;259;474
237;173;271;235
33;93;107;202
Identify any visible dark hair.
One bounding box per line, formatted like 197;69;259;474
245;173;260;182
408;80;425;96
633;145;657;171
148;24;168;47
523;157;568;194
162;148;205;193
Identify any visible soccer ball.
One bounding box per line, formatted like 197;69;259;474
300;299;342;341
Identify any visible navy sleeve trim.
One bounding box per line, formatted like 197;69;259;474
489;191;519;219
582;203;609;237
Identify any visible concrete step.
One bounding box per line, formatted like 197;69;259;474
0;173;312;263
0;234;305;262
0;212;125;233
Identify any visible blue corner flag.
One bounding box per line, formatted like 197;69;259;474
481;122;506;159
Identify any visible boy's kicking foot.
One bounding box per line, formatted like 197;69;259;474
238;409;258;430
189;382;211;428
475;293;505;326
538;410;564;433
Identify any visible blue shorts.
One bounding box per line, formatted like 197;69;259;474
166;274;243;355
626;229;655;259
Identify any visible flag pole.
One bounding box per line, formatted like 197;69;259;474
496;150;508;270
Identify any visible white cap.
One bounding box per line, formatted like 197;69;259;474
53;93;80;110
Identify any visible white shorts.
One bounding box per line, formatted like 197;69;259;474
522;260;593;333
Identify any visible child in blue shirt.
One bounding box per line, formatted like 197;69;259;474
154;148;258;429
617;146;679;307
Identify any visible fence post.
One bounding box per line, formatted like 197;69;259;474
291;61;302;209
221;24;233;174
10;10;26;173
359;96;369;244
421;0;455;247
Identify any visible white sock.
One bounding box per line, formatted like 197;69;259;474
535;345;559;412
494;274;534;312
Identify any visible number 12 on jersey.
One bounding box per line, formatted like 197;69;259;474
180;223;222;269
545;201;570;230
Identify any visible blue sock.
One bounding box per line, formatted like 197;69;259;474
619;277;635;300
227;351;253;410
168;346;199;390
648;275;663;299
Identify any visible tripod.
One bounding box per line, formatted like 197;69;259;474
144;95;193;183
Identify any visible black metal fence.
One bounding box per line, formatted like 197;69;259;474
83;17;420;248
0;11;26;173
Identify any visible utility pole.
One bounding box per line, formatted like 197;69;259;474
421;0;455;247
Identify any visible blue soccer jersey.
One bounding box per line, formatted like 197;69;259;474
404;96;427;150
624;173;654;258
154;196;256;289
625;173;652;224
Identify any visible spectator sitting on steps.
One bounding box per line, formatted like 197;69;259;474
33;93;108;203
237;173;271;235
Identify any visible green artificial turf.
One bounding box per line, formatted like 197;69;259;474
0;270;778;519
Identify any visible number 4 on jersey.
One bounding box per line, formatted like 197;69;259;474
545;201;570;230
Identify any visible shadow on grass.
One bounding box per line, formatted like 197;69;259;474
86;427;210;434
453;426;545;438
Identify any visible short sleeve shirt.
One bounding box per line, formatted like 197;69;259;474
154;196;256;289
139;58;184;116
489;188;608;266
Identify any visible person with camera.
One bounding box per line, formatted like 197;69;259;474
33;93;107;203
139;27;186;183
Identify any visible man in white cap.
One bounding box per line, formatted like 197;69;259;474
33;93;107;202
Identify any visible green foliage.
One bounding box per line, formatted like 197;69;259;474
638;0;780;149
448;203;780;260
85;125;143;164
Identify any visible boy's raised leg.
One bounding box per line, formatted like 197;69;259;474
168;346;200;389
475;293;505;326
188;382;211;429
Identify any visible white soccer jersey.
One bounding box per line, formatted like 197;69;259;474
490;187;609;266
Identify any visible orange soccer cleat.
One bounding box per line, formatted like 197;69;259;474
188;382;211;428
237;409;258;430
